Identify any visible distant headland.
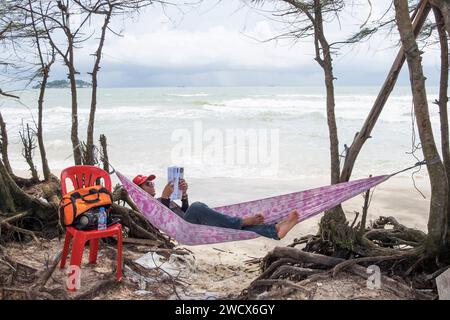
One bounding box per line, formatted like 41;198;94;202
33;79;92;89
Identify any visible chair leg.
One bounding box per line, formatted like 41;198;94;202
67;235;86;291
69;235;86;268
88;239;100;264
116;229;123;281
60;232;72;269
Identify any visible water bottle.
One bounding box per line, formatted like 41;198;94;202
97;207;107;230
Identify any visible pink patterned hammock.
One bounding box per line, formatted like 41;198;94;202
116;171;391;245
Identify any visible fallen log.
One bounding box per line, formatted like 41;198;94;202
270;265;322;280
264;246;343;268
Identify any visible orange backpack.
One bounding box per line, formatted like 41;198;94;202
59;185;113;226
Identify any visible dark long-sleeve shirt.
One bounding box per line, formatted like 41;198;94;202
158;197;189;219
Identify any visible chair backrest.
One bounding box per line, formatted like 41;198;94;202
60;165;112;195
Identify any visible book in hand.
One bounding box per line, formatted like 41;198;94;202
167;166;184;201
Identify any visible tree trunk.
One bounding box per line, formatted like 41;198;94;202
0;112;13;175
86;7;112;165
64;16;81;166
39;1;81;165
282;0;349;252
19;123;39;182
68;61;81;165
433;5;450;239
313;0;340;185
0;156;60;240
29;0;53;181
311;0;348;253
0;159;16;213
99;134;109;173
394;0;449;255
340;0;430;182
433;7;450;235
321;39;340;185
37;70;51;180
0;156;42;214
429;0;450;36
0;157;34;211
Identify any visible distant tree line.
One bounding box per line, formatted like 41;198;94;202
32;79;92;89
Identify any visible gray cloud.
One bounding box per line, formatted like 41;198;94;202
11;0;440;89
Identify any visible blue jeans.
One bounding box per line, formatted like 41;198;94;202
184;202;279;240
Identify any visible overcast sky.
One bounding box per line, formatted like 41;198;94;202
45;0;442;87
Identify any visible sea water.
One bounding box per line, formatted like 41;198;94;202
1;86;440;207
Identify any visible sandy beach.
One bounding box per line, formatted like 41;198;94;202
8;168;431;299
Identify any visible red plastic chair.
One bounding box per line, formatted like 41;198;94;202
59;165;122;291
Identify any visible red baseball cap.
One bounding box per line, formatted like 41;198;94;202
133;174;156;186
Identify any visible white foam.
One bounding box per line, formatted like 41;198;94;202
5;87;440;182
167;93;210;97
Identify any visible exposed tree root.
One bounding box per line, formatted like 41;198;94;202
242;245;435;300
331;253;417;277
270;265;322;280
1;221;41;243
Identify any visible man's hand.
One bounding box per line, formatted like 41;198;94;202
161;182;174;199
179;179;188;196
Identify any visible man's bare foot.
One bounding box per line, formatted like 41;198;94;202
275;210;299;239
242;213;264;227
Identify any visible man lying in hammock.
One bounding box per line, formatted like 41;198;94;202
132;173;300;240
